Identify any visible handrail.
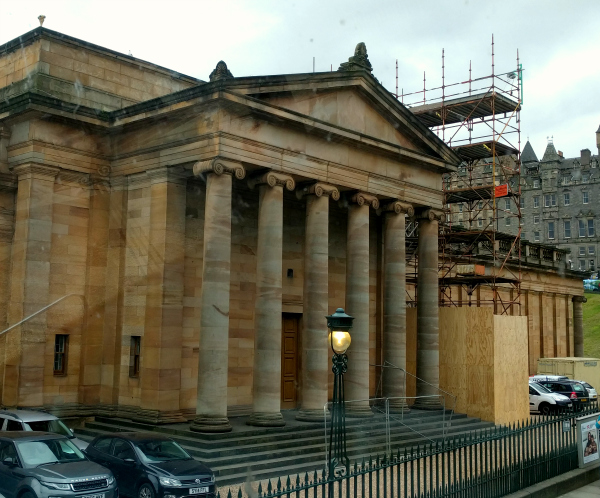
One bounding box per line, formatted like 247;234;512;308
0;294;82;336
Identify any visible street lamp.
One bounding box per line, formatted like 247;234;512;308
326;308;354;480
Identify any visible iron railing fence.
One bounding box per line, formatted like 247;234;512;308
220;403;598;498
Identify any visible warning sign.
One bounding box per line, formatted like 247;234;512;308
495;184;509;197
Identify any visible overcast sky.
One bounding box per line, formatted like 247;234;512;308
1;0;599;159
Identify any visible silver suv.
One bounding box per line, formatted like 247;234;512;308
0;432;117;498
0;410;88;450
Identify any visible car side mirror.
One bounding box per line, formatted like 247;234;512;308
2;457;16;467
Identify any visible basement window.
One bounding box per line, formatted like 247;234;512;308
130;336;141;378
53;335;69;376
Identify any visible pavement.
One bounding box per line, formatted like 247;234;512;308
558;480;600;497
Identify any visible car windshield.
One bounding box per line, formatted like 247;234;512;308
135;439;192;462
24;419;73;437
15;438;86;467
530;382;551;394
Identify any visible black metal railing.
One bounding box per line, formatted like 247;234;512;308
220;403;597;498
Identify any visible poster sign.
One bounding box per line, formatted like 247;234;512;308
495;184;509;197
577;413;600;467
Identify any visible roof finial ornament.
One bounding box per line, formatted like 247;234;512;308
338;42;372;73
547;135;553;145
38;15;46;27
209;61;234;82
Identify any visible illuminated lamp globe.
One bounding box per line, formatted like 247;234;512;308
326;308;354;354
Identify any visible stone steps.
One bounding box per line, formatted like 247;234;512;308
76;411;495;486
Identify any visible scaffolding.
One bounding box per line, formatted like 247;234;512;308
400;37;523;314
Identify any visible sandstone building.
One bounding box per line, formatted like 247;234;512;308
0;28;586;428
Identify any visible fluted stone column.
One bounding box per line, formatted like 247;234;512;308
573;295;587;357
248;172;295;427
382;201;414;411
345;192;379;417
191;158;245;433
296;183;340;422
414;208;443;410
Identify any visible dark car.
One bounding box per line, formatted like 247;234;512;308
85;433;216;498
0;431;117;498
536;379;590;410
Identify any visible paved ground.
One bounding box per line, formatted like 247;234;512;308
559;479;600;497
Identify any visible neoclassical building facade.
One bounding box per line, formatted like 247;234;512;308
0;28;586;428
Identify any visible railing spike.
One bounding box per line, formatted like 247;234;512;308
286;476;291;490
305;472;309;484
295;474;300;489
237;489;242;498
267;480;272;494
276;477;282;491
258;483;263;496
227;490;232;498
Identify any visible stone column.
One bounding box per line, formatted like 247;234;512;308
345;192;379;417
190;158;245;432
573;295;586;357
414;208;443;410
140;166;188;423
296;183;340;422
248;172;295;427
382;201;414;411
4;164;58;407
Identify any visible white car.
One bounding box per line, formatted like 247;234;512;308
576;381;597;400
531;375;597;400
0;409;88;450
529;381;572;414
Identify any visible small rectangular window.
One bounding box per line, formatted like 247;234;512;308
583;175;589;183
564;221;571;238
580;246;586;256
534;215;540;224
533;196;540;208
533;179;540;188
548;222;555;239
54;335;68;376
505;217;511;226
580;260;586;270
588;219;595;237
504;199;511;211
534;231;540;242
551;194;556;206
583;191;589;204
564;193;570;206
591;259;595;269
458;204;463;213
579;220;586;237
477;218;483;228
129;336;141;378
520;197;525;208
589;246;595;255
544;195;550;208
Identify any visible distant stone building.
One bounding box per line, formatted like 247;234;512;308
520;130;600;271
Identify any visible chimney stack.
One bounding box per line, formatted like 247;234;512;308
558;150;564;158
581;148;591;166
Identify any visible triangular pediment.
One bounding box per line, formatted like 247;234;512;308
260;88;428;155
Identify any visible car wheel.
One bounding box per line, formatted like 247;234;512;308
539;403;553;415
138;483;155;498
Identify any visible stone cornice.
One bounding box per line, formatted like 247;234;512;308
350;191;380;209
193;157;245;180
418;208;445;222
382;201;414;217
248;171;295;191
296;182;340;201
57;170;90;186
12;163;60;180
146;166;189;185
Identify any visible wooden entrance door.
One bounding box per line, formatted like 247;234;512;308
281;314;300;409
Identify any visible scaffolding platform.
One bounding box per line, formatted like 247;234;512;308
410;92;521;128
451;140;519;162
445;184;517;204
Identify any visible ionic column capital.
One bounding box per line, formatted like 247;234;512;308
193;157;245;180
572;295;587;304
418;208;444;222
349;191;380;209
248;171;295;191
382;201;414;217
147;165;188;185
296;182;340;201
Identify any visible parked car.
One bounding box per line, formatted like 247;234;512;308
534;378;590;410
575;381;597;400
529;381;572;414
0;431;116;498
530;375;569;382
0;409;88;450
85;432;216;498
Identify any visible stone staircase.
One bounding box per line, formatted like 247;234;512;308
75;409;495;486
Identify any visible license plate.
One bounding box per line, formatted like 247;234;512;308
190;488;209;495
86;494;105;498
581;399;588;402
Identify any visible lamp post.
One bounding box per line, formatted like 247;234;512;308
326;308;354;480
